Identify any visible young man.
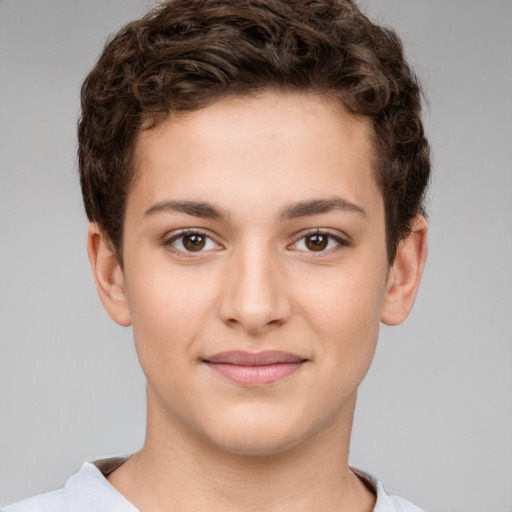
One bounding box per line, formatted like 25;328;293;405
2;0;429;511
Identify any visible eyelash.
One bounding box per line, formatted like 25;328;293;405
163;229;221;256
163;229;350;257
289;229;350;255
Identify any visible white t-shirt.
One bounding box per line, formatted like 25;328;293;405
1;456;425;512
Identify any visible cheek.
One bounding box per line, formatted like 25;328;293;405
295;260;387;363
124;261;218;382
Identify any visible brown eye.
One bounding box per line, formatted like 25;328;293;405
292;231;348;254
182;233;206;251
305;233;329;251
166;230;219;254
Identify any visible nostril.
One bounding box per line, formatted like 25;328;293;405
223;315;286;334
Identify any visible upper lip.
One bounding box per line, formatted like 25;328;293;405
203;351;306;366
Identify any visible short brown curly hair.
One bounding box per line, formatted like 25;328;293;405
78;0;430;264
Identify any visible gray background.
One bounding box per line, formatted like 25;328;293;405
1;0;511;510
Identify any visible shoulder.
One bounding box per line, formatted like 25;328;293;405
374;485;425;512
1;489;66;512
351;467;425;512
1;457;137;512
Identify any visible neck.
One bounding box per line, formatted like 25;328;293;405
107;390;375;512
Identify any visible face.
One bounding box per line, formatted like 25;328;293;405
104;91;397;455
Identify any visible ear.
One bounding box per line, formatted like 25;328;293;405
87;223;132;327
381;215;428;326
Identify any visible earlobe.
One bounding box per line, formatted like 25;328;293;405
87;223;132;327
381;215;428;326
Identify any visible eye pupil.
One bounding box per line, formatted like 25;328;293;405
183;234;206;251
306;234;328;251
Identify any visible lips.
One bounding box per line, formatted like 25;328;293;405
203;351;307;385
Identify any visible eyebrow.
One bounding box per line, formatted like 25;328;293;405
143;200;226;219
280;197;367;219
143;197;366;221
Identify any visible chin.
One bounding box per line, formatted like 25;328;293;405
202;414;311;458
211;434;303;458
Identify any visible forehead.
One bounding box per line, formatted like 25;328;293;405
135;90;375;156
129;91;381;221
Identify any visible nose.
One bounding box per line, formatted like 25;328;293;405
218;241;292;334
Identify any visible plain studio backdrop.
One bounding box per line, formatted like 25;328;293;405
0;1;511;510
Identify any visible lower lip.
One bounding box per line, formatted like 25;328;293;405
205;362;304;385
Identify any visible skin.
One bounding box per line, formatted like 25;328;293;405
88;91;427;512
